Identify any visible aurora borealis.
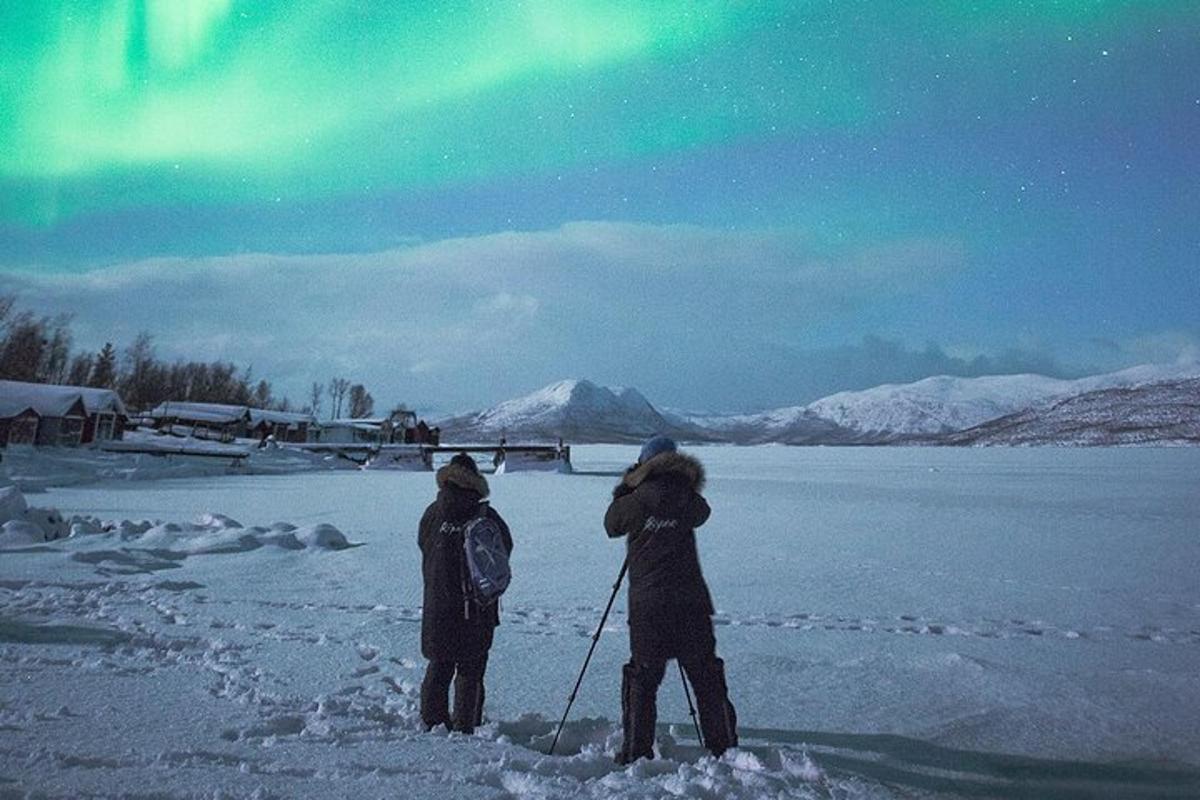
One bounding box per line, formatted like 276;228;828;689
1;1;1197;411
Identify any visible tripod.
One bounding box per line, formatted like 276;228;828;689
548;554;703;755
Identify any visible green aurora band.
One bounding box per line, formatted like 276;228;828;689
0;1;1185;226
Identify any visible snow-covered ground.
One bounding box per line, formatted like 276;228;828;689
0;431;352;492
2;446;1199;798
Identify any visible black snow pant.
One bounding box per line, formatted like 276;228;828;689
420;653;488;733
619;609;738;763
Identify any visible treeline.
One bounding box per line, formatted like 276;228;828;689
0;294;375;418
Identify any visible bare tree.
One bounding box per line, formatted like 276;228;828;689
120;332;158;410
0;296;339;423
89;343;117;388
348;384;374;418
252;379;272;409
0;311;48;382
67;353;94;386
308;381;323;418
327;377;350;419
41;315;73;384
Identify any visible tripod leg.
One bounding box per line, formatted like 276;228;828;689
678;660;704;749
549;556;629;755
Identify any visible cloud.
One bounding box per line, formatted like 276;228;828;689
793;238;967;300
1104;330;1200;366
473;292;540;318
1;222;964;411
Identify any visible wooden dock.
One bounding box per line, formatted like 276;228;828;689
285;442;571;472
93;440;572;473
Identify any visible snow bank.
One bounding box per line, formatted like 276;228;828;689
0;484;27;521
0;483;68;546
0;504;354;555
124;517;353;554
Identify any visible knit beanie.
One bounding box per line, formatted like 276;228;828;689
638;435;677;464
450;452;479;474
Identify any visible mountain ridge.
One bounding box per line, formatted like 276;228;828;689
434;363;1200;446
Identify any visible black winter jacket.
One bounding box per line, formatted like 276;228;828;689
604;451;714;629
418;461;513;661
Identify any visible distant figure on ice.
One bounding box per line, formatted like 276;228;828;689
604;435;738;763
418;453;513;733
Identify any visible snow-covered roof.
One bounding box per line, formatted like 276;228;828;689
149;402;250;424
323;419;384;431
0;380;101;419
148;402;314;427
74;387;128;416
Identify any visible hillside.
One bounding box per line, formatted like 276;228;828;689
436;364;1200;446
935;378;1200;446
437;379;707;444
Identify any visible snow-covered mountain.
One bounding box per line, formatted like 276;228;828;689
436;379;706;444
664;406;859;445
799;362;1200;441
437;364;1200;446
933;378;1200;446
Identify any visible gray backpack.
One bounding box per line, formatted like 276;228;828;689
462;502;510;607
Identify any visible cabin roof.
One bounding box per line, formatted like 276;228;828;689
149;402;250;423
149;402;314;426
0;380;111;418
323;418;385;431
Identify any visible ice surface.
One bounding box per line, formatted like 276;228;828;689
0;430;349;491
1;445;1198;798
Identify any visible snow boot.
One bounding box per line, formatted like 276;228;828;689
617;661;663;764
420;659;454;730
451;656;487;733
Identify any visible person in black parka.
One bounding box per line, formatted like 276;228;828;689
604;435;738;764
418;452;513;733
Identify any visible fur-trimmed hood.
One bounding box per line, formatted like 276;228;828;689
436;460;490;498
622;451;705;492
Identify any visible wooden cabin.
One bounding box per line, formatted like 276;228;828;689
0;407;40;447
0;383;94;450
313;418;387;444
148;402;314;443
248;408;315;443
148;402;250;441
76;386;129;443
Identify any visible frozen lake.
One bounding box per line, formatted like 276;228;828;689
3;445;1199;798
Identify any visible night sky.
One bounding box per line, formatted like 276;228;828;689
2;2;1197;412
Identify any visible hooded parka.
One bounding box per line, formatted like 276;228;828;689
603;447;737;761
418;459;513;661
604;450;713;659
